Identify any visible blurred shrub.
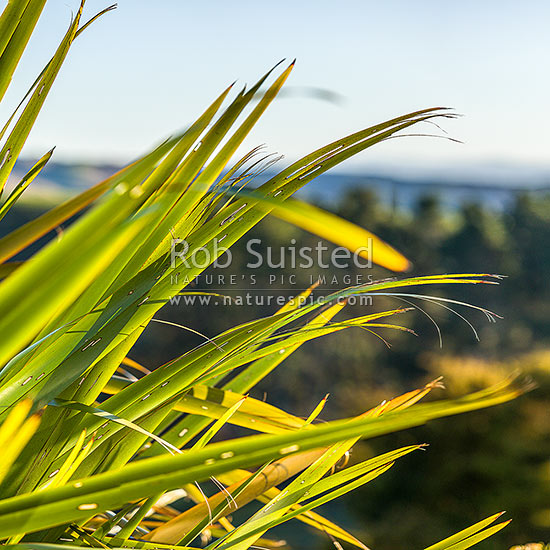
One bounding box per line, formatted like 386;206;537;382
347;350;550;550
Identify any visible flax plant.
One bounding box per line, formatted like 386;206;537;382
0;2;529;549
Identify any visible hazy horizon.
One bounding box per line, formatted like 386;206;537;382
1;1;548;174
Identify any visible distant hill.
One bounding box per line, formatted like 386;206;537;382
294;171;550;211
7;159;550;211
5;160;120;205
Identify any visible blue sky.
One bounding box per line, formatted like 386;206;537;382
2;0;549;176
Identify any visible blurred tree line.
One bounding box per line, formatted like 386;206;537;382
3;187;549;549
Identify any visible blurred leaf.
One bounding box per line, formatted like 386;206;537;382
270;198;411;271
0;399;40;484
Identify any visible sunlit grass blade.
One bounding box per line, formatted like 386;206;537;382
0;201;155;382
37;429;92;491
0;148;54;222
0;1;83;193
193;396;246;450
262;195;410;271
0;136;177;264
213;423;363;549
276;280;319;313
305;394;329;425
144;450;326;544
424;512;511;550
178;109;454;265
19;310;304;484
212;463;394;550
213;446;421;550
365;377;446;417
0;4;116;145
5;430;92;545
195;309;411;385
253;486;369;549
93;82;236;301
174;462;271;547
256;464;393;538
0;260;21;280
103;379;305;434
49;399;181;455
0;399;40;485
222;382;443;548
0;1;30;57
0;0;46;104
